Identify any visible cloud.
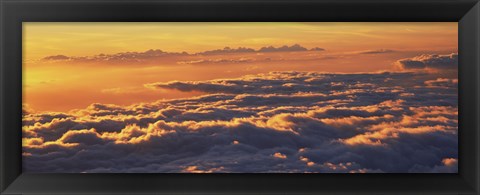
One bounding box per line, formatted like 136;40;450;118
409;158;458;173
395;53;458;71
58;129;106;145
424;78;458;88
356;49;395;54
258;44;308;52
42;49;188;63
273;152;288;159
177;58;254;65
41;44;325;64
196;47;256;55
145;71;419;95
22;104;35;115
198;44;323;55
310;47;326;51
42;55;71;61
23;71;457;173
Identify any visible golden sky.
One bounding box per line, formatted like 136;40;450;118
23;22;458;112
24;22;457;59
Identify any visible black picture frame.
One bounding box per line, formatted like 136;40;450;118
1;0;479;194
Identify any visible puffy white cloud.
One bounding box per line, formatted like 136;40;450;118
23;71;457;173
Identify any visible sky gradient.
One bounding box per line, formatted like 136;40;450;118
23;22;457;112
22;22;458;173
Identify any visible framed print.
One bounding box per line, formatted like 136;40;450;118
1;0;479;194
21;22;460;174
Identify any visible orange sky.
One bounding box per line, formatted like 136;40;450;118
23;22;458;112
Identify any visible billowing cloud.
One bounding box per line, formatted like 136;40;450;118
23;71;457;173
395;53;458;70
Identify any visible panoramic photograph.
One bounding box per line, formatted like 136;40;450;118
22;22;458;173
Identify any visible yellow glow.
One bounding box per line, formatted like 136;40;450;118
24;22;457;60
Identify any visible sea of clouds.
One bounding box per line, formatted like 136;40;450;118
22;53;458;173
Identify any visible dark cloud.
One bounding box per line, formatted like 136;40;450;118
258;44;308;52
196;47;256;55
193;44;315;54
146;71;414;95
396;53;458;70
424;78;458;88
23;71;457;173
310;47;326;51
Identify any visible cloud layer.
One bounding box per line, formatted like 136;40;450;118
395;53;458;71
41;44;325;64
23;71;458;173
356;49;395;54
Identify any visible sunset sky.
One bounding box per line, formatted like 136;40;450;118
23;23;458;173
23;22;457;112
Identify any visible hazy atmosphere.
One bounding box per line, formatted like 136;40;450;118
23;22;458;173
